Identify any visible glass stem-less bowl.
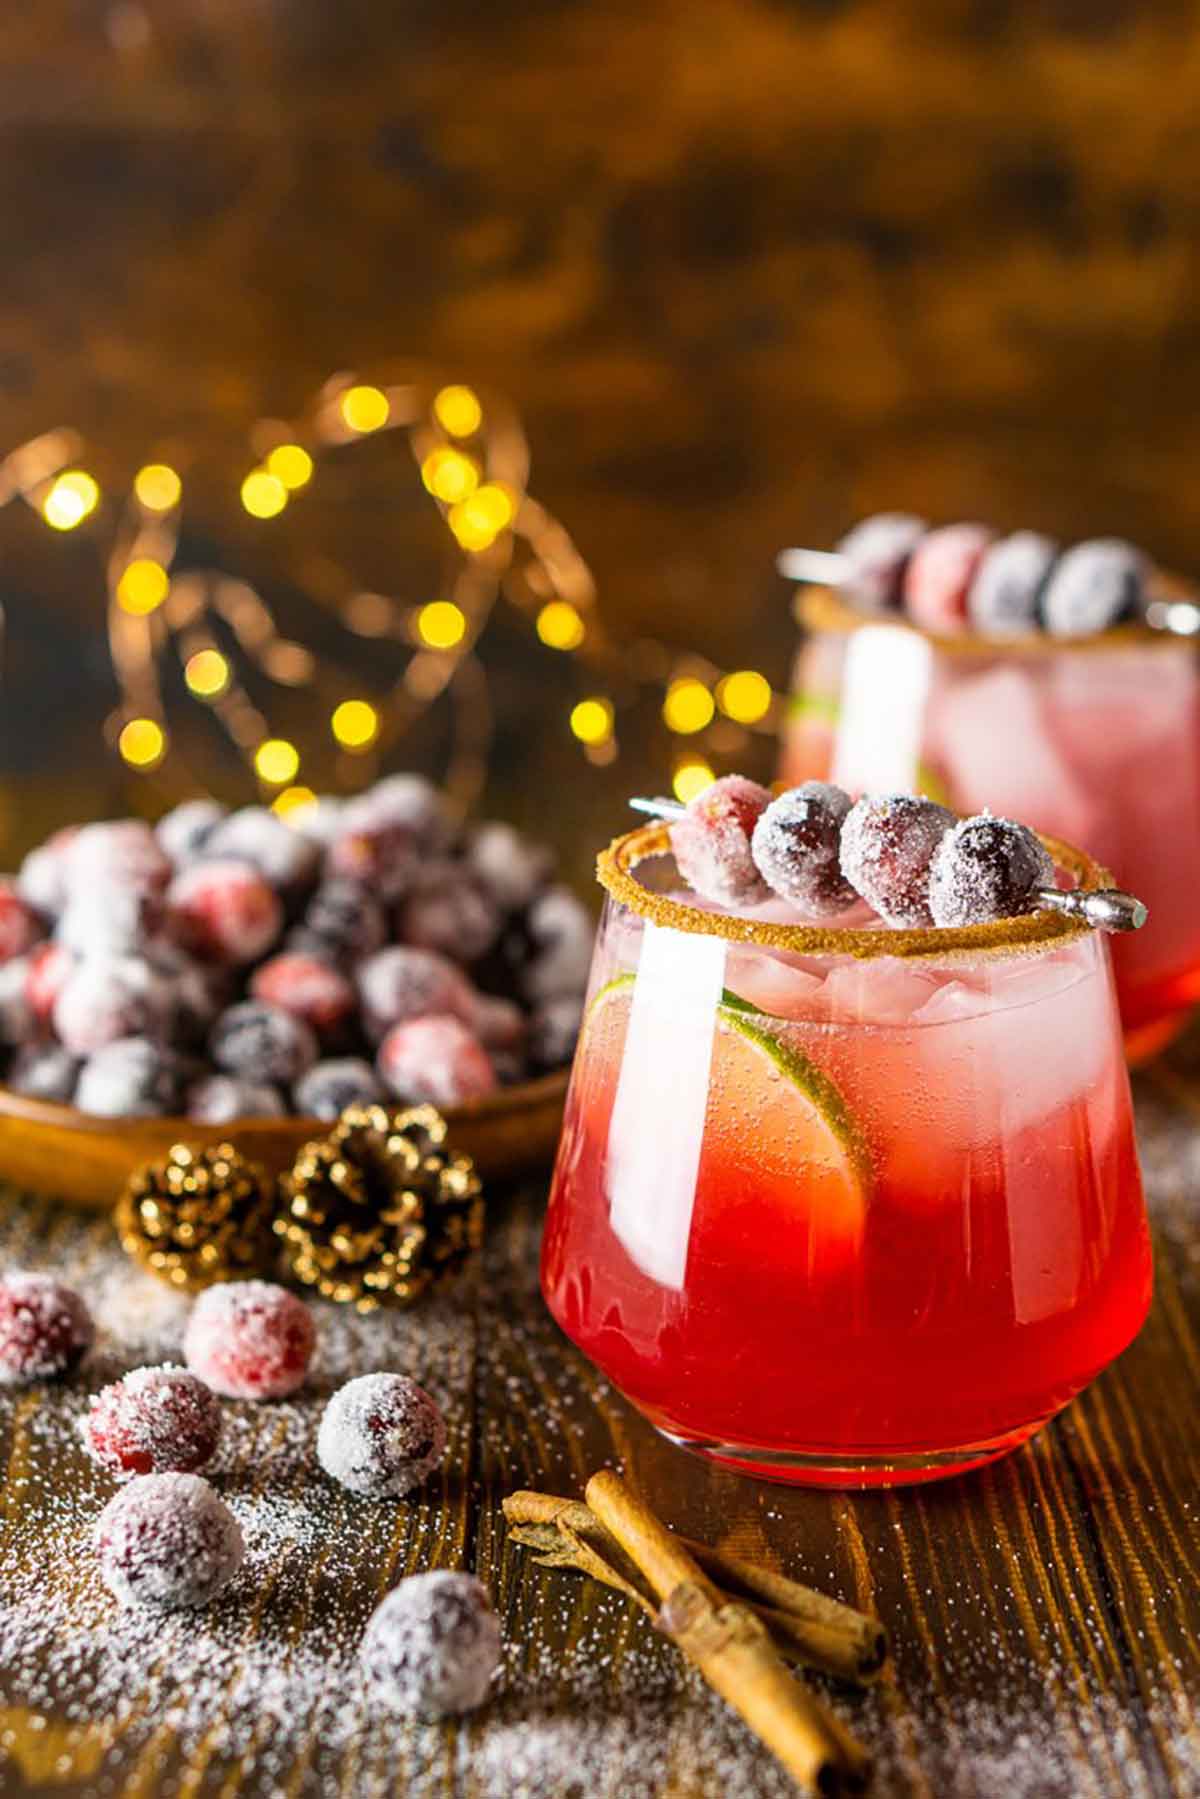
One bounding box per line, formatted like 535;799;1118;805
540;823;1152;1488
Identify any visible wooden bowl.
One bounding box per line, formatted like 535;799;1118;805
0;1070;569;1211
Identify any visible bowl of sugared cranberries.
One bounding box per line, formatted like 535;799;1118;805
0;779;591;1204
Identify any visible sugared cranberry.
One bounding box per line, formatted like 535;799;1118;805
209;1001;318;1084
156;798;226;866
0;880;45;963
0;958;34;1047
250;954;356;1040
669;776;772;908
54;957;171;1056
166;860;284;965
294;880;388;967
25;941;74;1026
377;1016;496;1107
67;820;172;895
904;524;993;634
76;1037;183;1118
184;1281;315;1400
528;996;583;1072
94;1473;243;1609
9;1044;80;1103
204;807;321;896
751;782;858;916
472;996;527;1082
835;513;926;610
467;822;554;913
329;778;446;900
520;887;595;1004
1041;538;1144;637
398;869;501;964
57;885;164;959
361;1572;501;1716
839;794;955;928
967;532;1057;637
185;1074;286;1123
317;1373;447;1498
17;826;78;917
292;1057;383;1120
0;1271;93;1384
83;1365;222;1478
928;814;1055;928
357;946;477;1042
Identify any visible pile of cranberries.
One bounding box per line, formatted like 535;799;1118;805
669;776;1054;930
0;775;592;1120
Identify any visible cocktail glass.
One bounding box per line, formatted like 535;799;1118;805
784;587;1200;1060
541;818;1151;1488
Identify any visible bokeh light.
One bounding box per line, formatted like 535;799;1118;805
272;785;318;820
717;669;772;725
433;385;483;437
536;600;586;651
184;649;230;698
42;470;100;531
663;677;715;735
421;448;480;505
340;385;390;433
133;464;182;512
118;717;166;768
448;483;516;551
117;557;170;615
417;600;467;649
673;759;716;804
331;698;380;751
240;470;288;519
254;738;300;784
266;444;314;490
570;697;613;745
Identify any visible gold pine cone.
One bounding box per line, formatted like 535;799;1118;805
117;1142;276;1292
276;1102;484;1311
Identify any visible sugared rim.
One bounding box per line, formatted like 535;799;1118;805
799;581;1193;657
597;821;1113;962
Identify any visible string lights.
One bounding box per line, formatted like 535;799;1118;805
0;369;782;811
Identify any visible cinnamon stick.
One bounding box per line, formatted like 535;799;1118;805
585;1471;872;1796
502;1489;886;1685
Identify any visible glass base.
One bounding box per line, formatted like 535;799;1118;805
657;1417;1052;1488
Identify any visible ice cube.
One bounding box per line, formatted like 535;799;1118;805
724;946;825;1020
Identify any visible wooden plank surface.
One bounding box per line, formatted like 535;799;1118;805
0;1044;1198;1797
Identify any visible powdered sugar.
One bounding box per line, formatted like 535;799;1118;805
94;1472;244;1608
317;1372;447;1498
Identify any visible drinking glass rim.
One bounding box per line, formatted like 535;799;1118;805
798;582;1193;658
597;821;1113;963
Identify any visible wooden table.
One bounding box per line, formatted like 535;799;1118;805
1;1033;1198;1798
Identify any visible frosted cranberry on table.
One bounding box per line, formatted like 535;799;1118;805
903;523;994;633
356;944;477;1042
0;1271;93;1384
289;879;387;968
17;825;78;917
9;1043;80;1103
667;775;773;909
521;886;596;1004
94;1473;243;1609
398;868;501;964
377;1015;497;1107
25;940;74;1027
186;1073;286;1124
83;1365;222;1478
166;860;284;965
203;806;321;897
75;1036;185;1118
250;953;356;1041
0;880;46;964
317;1372;447;1498
466;821;555;913
361;1571;501;1717
292;1057;383;1120
184;1280;315;1400
155;797;226;866
66;819;172;895
209;1000;318;1084
54;957;172;1056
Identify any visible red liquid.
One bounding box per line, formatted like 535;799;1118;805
542;969;1152;1485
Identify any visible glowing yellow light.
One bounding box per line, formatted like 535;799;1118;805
254;738;300;785
673;759;716;805
417;600;467;650
266;444;314;490
340;385;390;433
433;384;483;437
184;649;230;699
117;557;170;616
717;669;772;725
663;677;715;735
421;447;480;505
240;469;288;519
570;697;613;746
536;600;585;652
272;784;318;820
331;698;380;751
448;483;517;551
133;463;181;511
118;717;166;769
42;470;100;530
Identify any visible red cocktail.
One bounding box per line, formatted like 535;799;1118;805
541;821;1151;1486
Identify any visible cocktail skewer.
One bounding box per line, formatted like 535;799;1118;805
629;797;1148;933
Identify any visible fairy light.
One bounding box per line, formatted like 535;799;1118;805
331;698;379;751
433;385;483;437
254;737;300;784
536;600;585;651
417;600;467;650
421;448;479;505
118;717;166;768
240;469;288;519
663;677;715;735
340;386;390;433
272;784;318;819
184;648;230;699
717;669;772;725
133;464;181;512
266;444;314;490
448;483;516;552
117;557;170;616
42;470;99;530
673;758;716;804
570;697;613;745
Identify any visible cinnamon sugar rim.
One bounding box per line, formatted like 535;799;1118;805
799;581;1195;657
597;822;1114;963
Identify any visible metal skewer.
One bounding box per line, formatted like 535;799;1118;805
630;797;1148;933
774;546;1200;639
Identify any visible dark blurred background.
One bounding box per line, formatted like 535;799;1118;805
2;0;1199;868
